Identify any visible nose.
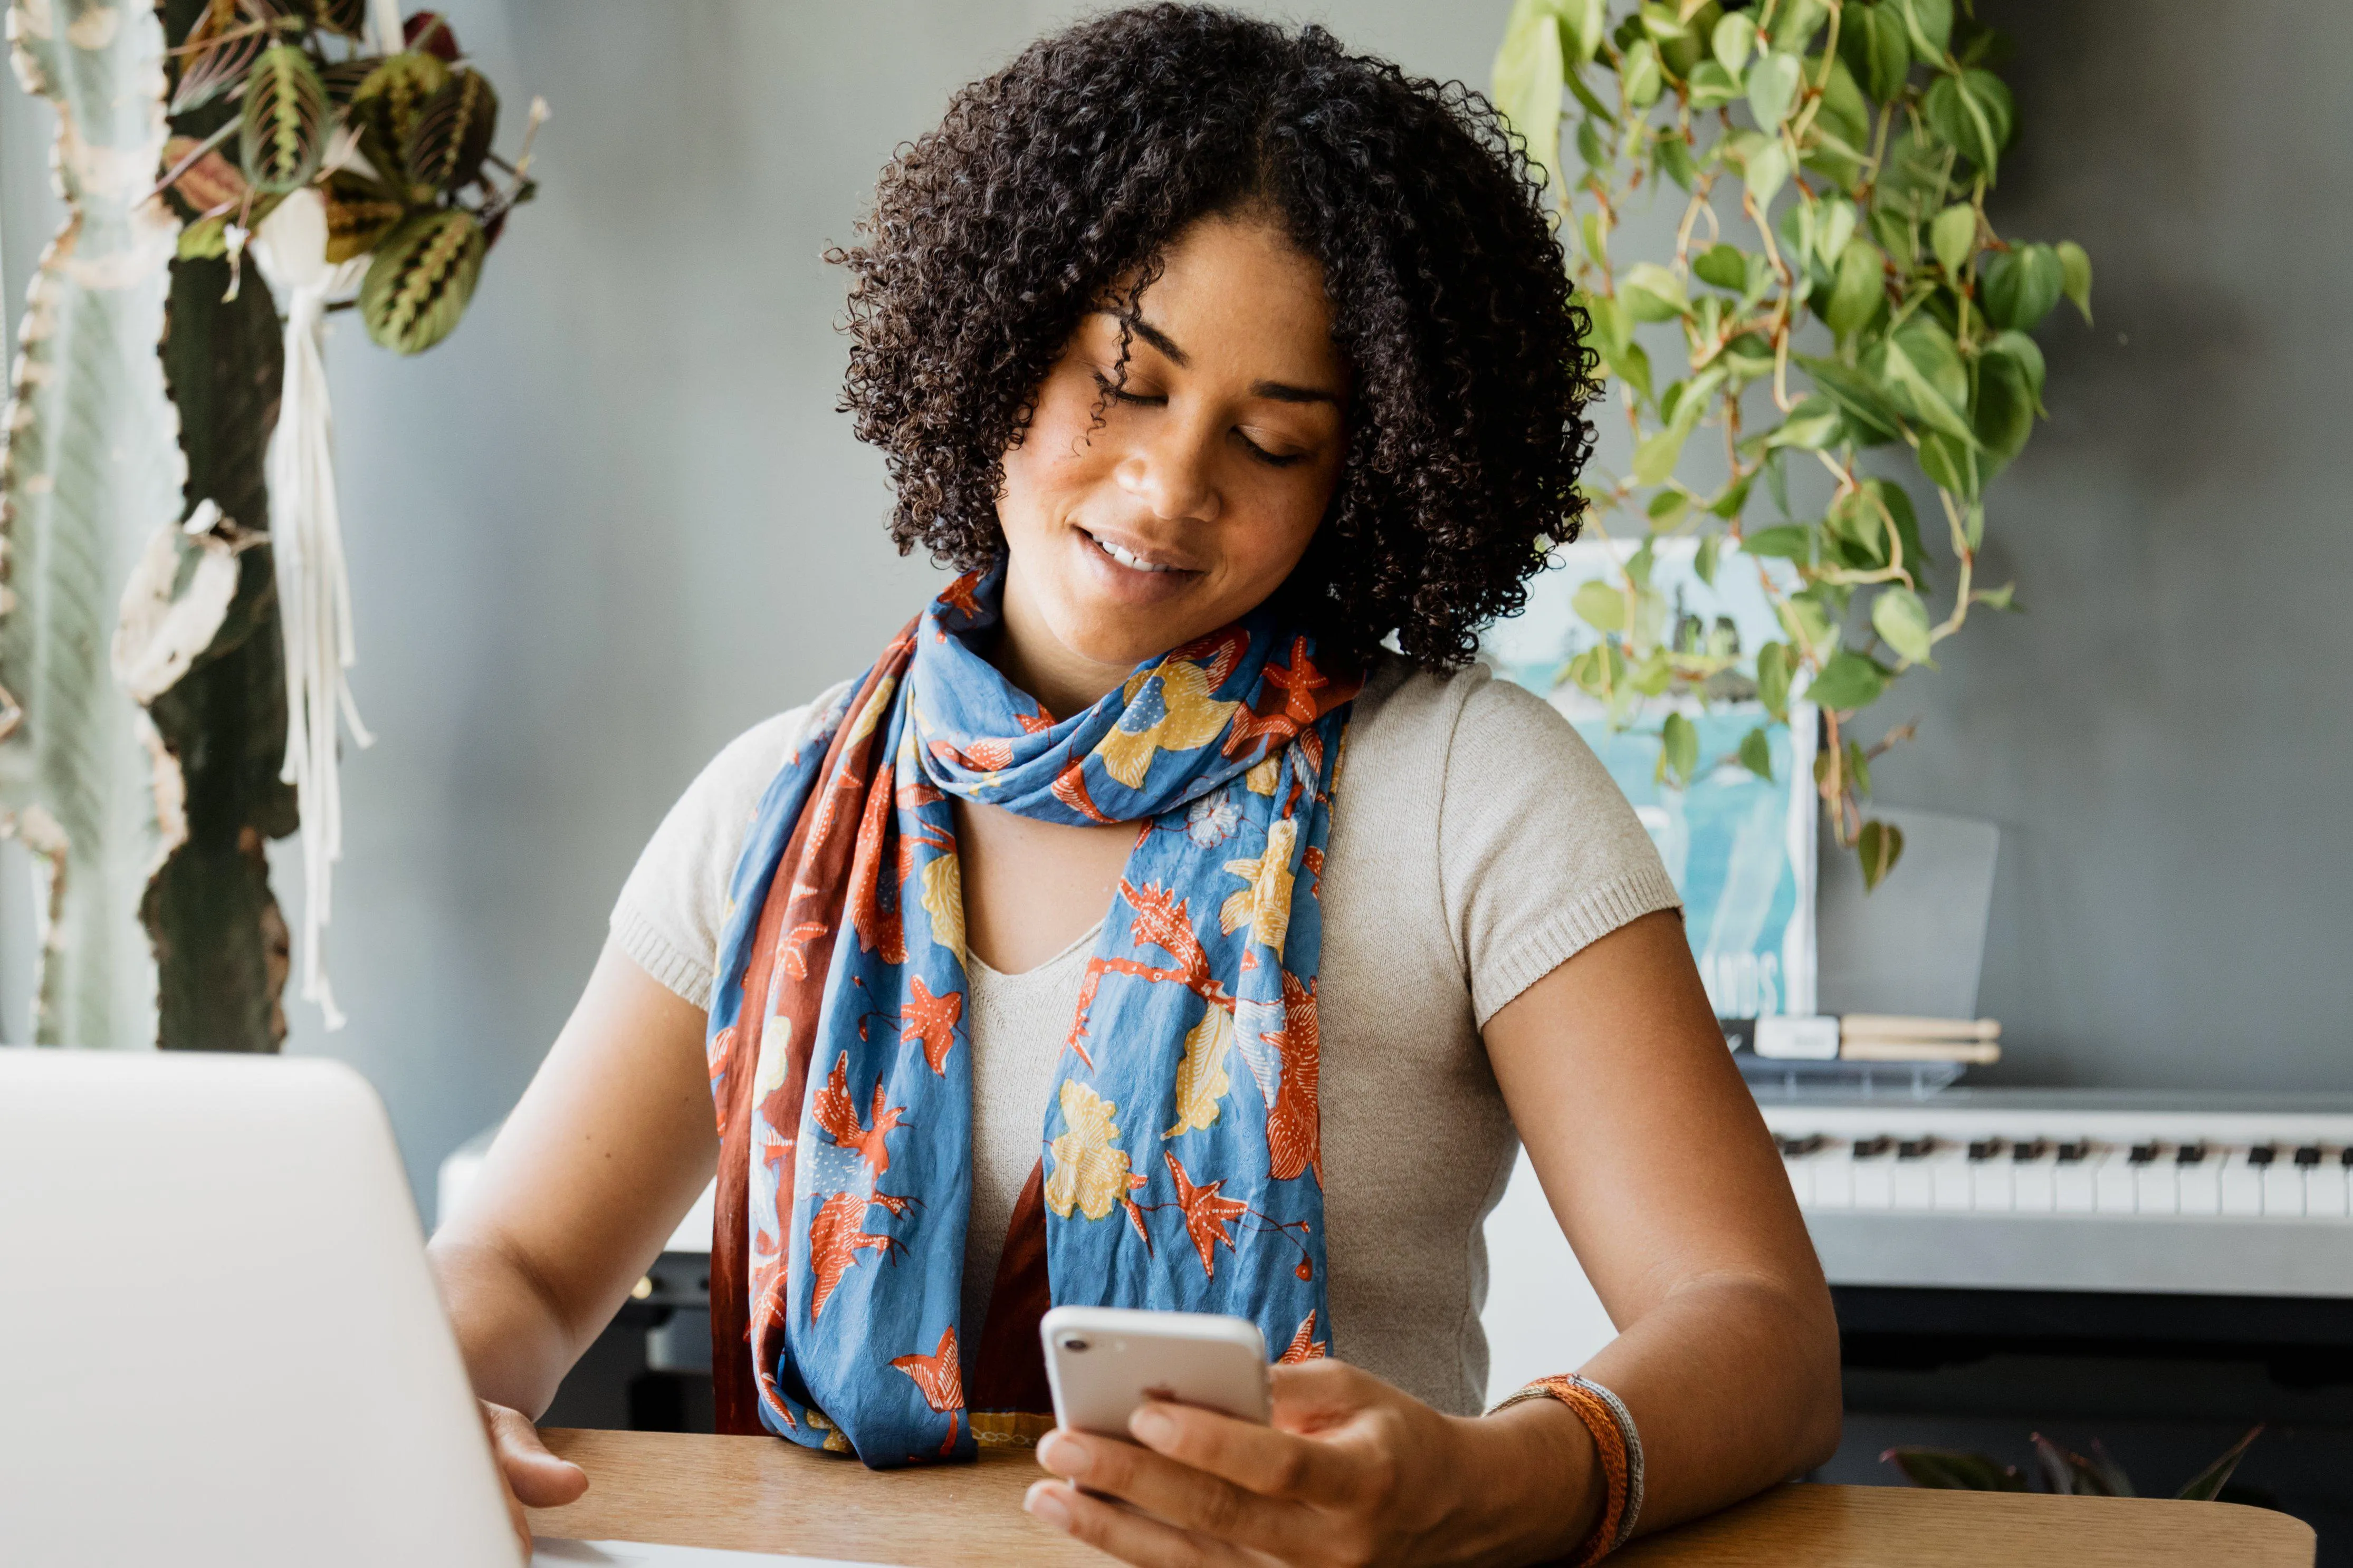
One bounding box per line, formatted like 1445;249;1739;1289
1114;416;1221;525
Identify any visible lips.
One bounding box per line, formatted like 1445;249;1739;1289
1078;526;1200;576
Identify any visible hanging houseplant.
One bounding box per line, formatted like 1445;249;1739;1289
1490;0;2090;888
0;0;541;1048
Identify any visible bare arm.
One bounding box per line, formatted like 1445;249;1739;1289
1484;907;1842;1533
429;938;716;1417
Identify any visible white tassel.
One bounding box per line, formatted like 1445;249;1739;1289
367;0;406;57
251;191;371;1031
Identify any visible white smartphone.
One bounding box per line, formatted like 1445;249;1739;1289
1040;1306;1273;1436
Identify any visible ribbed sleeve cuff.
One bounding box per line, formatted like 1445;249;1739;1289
1472;865;1684;1025
611;903;714;1011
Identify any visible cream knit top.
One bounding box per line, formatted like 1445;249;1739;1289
611;654;1679;1416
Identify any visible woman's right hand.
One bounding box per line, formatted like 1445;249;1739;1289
480;1398;589;1559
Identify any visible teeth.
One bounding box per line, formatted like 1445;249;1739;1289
1094;533;1171;573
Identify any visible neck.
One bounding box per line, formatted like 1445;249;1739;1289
992;561;1135;719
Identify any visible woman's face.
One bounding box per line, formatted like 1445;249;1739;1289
995;211;1348;707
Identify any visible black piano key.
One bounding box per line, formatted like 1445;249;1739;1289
1853;1136;1891;1159
2296;1145;2323;1168
2341;1147;2353;1169
2175;1142;2206;1166
2012;1139;2049;1162
1897;1138;1935;1160
2057;1141;2089;1163
2129;1142;2160;1165
1776;1133;1824;1158
2249;1144;2277;1167
1967;1138;2004;1161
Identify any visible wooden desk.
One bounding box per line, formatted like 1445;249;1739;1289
529;1428;2314;1566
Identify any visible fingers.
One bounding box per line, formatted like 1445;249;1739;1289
1037;1425;1324;1559
1268;1358;1385;1434
1024;1478;1266;1568
481;1400;590;1509
1126;1398;1366;1506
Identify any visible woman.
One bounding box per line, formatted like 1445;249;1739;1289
432;7;1839;1565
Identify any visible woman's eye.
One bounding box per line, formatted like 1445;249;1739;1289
1090;370;1163;405
1237;431;1306;468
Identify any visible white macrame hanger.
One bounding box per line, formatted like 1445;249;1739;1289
250;188;372;1031
367;0;405;56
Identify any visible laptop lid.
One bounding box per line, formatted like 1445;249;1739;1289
0;1050;520;1567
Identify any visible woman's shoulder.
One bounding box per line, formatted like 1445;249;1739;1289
684;678;859;828
1346;651;1598;780
608;679;856;1009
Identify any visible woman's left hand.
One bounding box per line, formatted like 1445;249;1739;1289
1025;1358;1600;1567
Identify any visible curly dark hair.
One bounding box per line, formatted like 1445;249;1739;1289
829;3;1598;668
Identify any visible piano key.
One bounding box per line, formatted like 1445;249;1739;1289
2054;1156;2099;1213
1930;1150;1975;1211
2308;1163;2350;1219
2134;1159;2179;1215
1812;1156;1854;1209
2176;1142;2207;1165
2219;1153;2265;1216
2012;1159;2055;1213
1969;1157;2015;1211
1854;1159;1895;1210
2264;1164;2306;1217
2296;1145;2323;1168
2012;1138;2048;1162
2095;1151;2139;1214
2178;1160;2223;1215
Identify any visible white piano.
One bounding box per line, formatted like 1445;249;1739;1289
1759;1090;2353;1298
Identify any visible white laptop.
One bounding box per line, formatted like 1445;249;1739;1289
0;1048;522;1566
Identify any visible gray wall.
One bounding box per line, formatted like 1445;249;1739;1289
2;2;2347;1204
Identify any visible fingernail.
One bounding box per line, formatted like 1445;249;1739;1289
1038;1429;1092;1479
1130;1403;1175;1446
1025;1481;1072;1528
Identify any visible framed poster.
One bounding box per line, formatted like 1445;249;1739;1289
1485;537;1818;1017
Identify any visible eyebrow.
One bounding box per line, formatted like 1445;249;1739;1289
1115;313;1343;407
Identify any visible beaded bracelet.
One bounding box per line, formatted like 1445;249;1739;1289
1487;1373;1644;1564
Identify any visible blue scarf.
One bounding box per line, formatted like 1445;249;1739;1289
705;565;1356;1465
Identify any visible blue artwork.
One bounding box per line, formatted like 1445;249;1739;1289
1485;540;1817;1017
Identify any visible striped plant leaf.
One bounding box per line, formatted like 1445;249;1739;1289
169;0;268;115
160;133;248;215
404;68;498;194
349;49;449;179
302;0;368;38
238;43;328;194
321;170;402;263
0;0;190;1046
359;209;485;355
319;53;381;106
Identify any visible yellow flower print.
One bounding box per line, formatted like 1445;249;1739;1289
1097;660;1238;789
1243;753;1281;796
1045;1080;1131;1221
845;674;897;748
1164;1003;1235;1138
921;851;965;963
1220;816;1298;954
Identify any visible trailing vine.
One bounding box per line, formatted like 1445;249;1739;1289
1493;0;2090;886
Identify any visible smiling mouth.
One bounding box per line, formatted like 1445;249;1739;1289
1080;527;1193;575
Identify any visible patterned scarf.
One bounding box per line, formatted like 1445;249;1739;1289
705;564;1357;1466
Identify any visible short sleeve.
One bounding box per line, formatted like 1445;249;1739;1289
1438;672;1682;1024
609;683;851;1009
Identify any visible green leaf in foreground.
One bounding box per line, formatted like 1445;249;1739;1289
1755;641;1794;720
1658;711;1699;788
1857;818;1907;892
1737;725;1774;781
1871;585;1936;665
2058;239;2094;324
1806;649;1888;710
1571;578;1627;631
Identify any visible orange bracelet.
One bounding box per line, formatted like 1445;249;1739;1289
1489;1374;1643;1564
